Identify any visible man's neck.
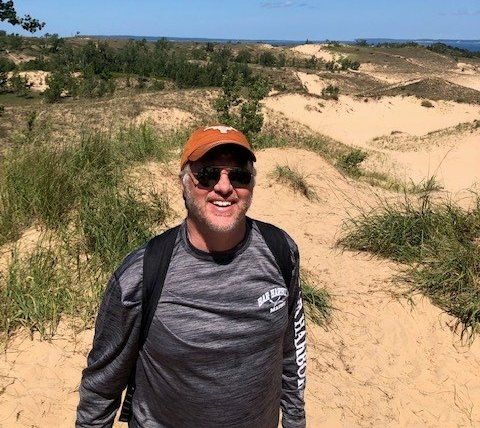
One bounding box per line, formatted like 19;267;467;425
186;218;247;252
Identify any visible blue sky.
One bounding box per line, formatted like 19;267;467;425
3;0;480;40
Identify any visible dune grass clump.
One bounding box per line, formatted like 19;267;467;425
0;238;109;340
337;149;368;178
300;270;332;326
77;184;171;272
0;124;178;339
339;186;480;335
421;100;434;108
0;124;176;245
272;165;317;200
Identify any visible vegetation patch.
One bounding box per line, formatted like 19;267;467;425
300;269;333;326
321;84;340;100
421;100;434;108
0;124;177;339
339;183;480;336
272;165;317;200
337;149;368;177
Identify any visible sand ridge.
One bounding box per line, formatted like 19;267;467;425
7;71;50;92
291;44;342;63
264;92;480;192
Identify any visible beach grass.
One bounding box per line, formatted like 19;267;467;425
272;164;318;200
300;269;333;326
0;124;177;339
339;186;480;336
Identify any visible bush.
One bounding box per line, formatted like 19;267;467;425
337;149;367;176
321;84;340;100
8;71;31;97
421;100;434;108
258;51;277;67
0;57;15;72
339;57;360;70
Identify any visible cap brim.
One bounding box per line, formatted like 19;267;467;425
188;140;256;163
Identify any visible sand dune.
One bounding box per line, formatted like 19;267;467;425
291;44;341;62
264;93;480;192
133;107;195;129
2;148;480;426
264;93;480;147
7;71;50;92
296;71;328;96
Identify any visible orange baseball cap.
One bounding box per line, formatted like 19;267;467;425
180;125;256;169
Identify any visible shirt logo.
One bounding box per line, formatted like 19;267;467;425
257;288;288;313
204;125;237;134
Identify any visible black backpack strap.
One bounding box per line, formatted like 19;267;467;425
255;219;294;292
139;225;180;346
119;225;180;422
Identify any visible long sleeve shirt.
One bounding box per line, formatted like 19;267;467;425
76;219;306;427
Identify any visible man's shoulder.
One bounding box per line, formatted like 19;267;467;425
250;218;299;257
113;225;182;291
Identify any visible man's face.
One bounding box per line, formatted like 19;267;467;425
182;146;254;234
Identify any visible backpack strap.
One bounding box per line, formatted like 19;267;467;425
119;225;180;422
255;219;294;292
139;225;181;347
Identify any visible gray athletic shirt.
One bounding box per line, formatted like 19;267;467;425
76;219;307;428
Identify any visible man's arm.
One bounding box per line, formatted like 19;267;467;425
281;237;307;428
76;248;144;428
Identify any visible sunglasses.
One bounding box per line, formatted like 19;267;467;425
191;166;253;188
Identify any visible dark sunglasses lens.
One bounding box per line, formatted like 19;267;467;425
196;167;220;187
195;167;252;187
228;169;252;186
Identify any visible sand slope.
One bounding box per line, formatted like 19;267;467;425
264;93;480;192
291;44;342;62
1;148;480;426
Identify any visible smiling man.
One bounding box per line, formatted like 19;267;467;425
76;126;307;428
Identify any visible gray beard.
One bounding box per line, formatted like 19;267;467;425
183;184;252;234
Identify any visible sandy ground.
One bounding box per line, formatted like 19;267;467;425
264;92;480;192
7;71;50;92
295;71;328;96
446;73;480;92
5;52;36;64
133;107;195;129
1;148;480;427
291;44;342;63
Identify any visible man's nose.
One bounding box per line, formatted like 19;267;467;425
213;170;233;194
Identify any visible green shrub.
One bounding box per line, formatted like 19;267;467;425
337;149;367;176
321;84;339;100
339;57;360;70
0;56;15;72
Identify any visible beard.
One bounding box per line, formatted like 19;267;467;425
183;182;252;234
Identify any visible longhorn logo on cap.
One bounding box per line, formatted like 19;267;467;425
204;125;237;134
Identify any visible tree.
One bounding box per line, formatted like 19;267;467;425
0;1;45;32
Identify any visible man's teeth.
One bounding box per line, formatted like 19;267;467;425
212;201;232;207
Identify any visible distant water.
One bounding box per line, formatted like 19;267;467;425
90;35;480;53
364;38;480;53
91;35;303;47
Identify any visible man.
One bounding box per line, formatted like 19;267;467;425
76;125;307;427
